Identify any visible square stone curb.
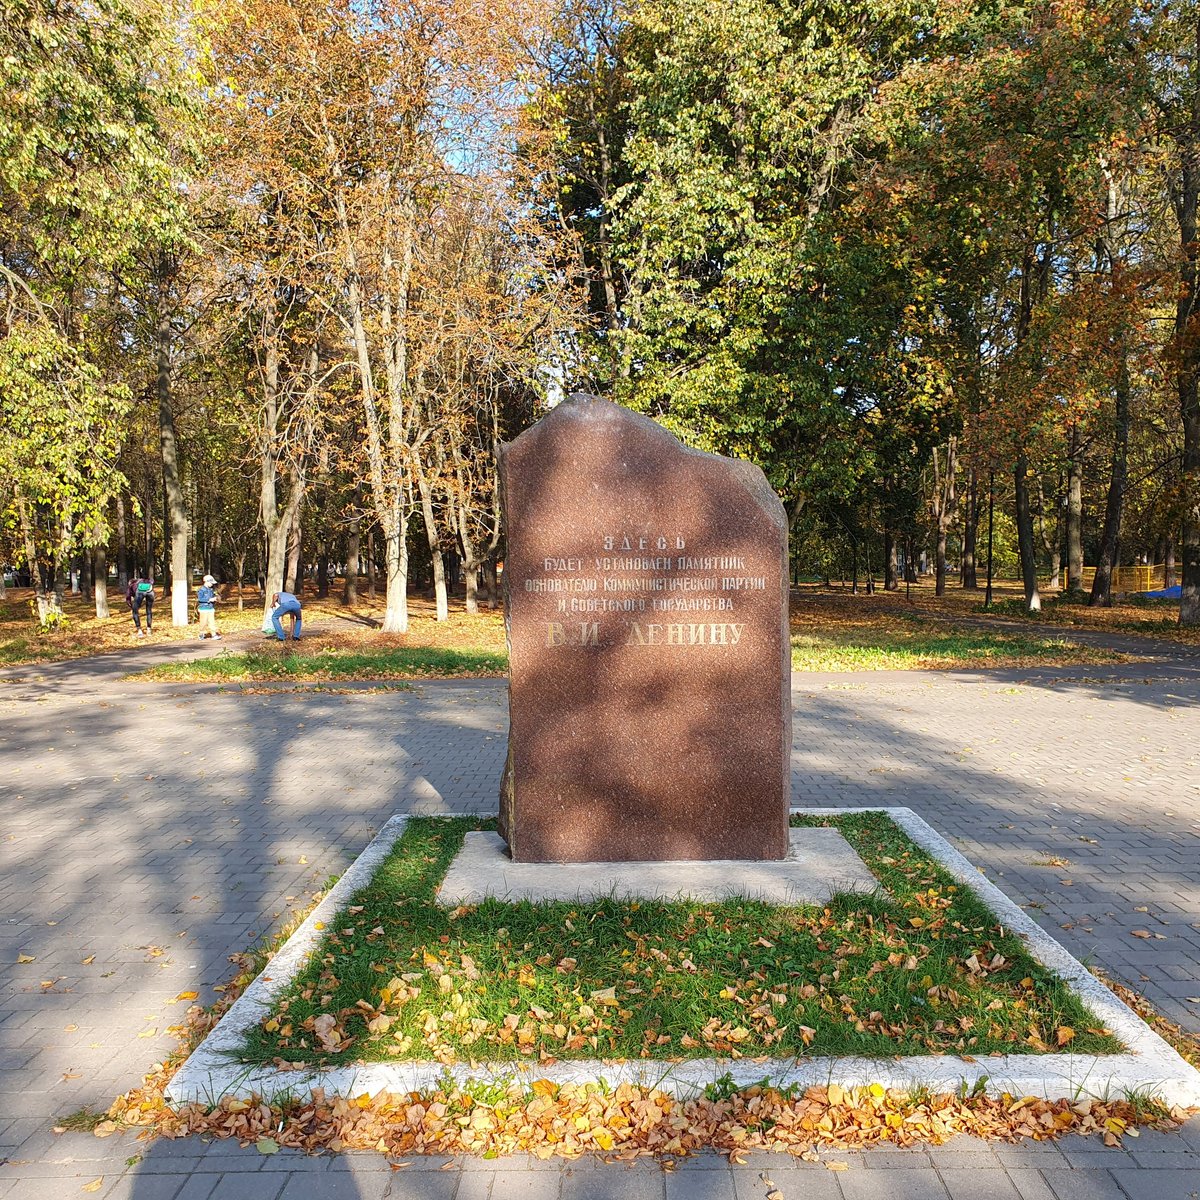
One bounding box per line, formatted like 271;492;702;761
165;808;1200;1109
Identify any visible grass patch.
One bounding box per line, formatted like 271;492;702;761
790;626;1120;671
235;812;1120;1070
54;1107;107;1132
134;643;507;683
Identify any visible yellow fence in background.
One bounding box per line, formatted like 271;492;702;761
1060;565;1175;593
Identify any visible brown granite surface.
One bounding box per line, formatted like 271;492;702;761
498;394;791;862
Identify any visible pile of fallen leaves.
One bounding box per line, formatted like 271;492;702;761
101;1069;1187;1160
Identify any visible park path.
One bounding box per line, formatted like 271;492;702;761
0;632;1198;1199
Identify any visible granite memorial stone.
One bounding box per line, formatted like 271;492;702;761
498;394;791;862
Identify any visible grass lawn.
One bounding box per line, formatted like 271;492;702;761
137;642;507;682
235;812;1120;1070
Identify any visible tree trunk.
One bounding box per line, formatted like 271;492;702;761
16;493;55;621
343;514;360;605
1035;472;1061;591
317;539;329;598
1014;454;1042;613
156;255;189;627
884;531;898;591
367;529;377;600
115;494;129;591
381;521;409;632
257;367;308;630
484;557;497;608
1091;360;1131;607
415;471;448;621
1066;428;1084;594
236;551;246;610
94;543;110;618
284;504;302;594
1174;18;1200;624
932;440;957;596
1166;539;1177;589
960;469;978;588
262;517;291;630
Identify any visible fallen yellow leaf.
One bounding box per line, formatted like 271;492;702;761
16;954;34;964
81;1180;103;1193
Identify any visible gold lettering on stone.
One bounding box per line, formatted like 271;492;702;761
625;621;745;647
579;622;599;646
546;622;565;647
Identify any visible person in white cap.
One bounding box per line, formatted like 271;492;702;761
196;574;222;640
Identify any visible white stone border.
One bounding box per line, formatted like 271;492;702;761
165;808;1200;1109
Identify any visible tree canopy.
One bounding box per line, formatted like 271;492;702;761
2;0;1197;623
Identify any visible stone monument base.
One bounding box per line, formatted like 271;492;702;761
436;827;876;906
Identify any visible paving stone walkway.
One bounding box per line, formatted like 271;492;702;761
1;635;1199;1199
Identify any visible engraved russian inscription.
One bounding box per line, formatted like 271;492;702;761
498;394;791;863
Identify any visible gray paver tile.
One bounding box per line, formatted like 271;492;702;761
559;1164;663;1200
1004;1171;1057;1200
666;1167;736;1200
938;1169;1021;1200
839;1169;948;1200
489;1172;561;1200
1039;1169;1126;1199
172;1177;220;1200
861;1150;934;1168
1110;1170;1200;1200
734;1165;842;1200
203;1174;286;1200
381;1169;458;1200
97;1174;185;1200
454;1174;494;1200
1128;1151;1200;1169
993;1146;1069;1170
926;1152;1002;1171
1057;1148;1137;1170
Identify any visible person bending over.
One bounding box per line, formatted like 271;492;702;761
126;574;155;638
269;590;302;641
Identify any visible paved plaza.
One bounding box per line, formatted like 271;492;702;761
1;635;1199;1198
